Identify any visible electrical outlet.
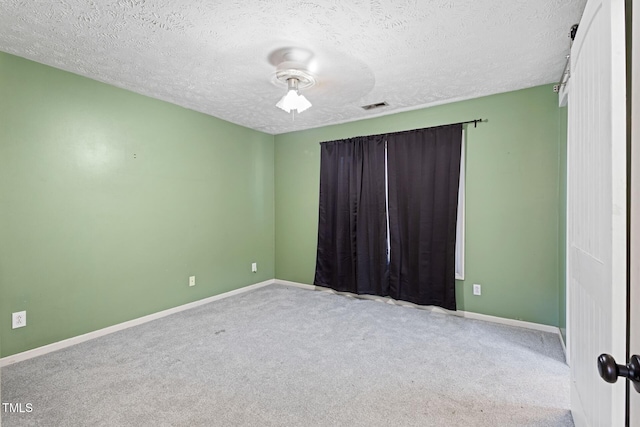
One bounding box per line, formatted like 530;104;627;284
251;262;257;273
473;284;482;296
12;311;26;329
189;276;196;287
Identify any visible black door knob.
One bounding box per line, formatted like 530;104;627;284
597;353;640;393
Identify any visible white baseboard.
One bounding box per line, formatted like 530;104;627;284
0;279;275;367
456;310;559;334
276;279;561;335
273;279;316;290
558;329;568;363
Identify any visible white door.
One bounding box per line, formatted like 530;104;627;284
566;0;627;425
630;0;640;424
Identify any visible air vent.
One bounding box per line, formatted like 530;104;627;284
361;101;389;111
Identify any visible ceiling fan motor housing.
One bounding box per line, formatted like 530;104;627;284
275;65;316;90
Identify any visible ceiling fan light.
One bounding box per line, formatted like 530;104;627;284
276;89;298;113
276;89;312;114
275;76;313;114
296;94;312;113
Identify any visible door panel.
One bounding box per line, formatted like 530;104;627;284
630;1;639;424
567;0;627;425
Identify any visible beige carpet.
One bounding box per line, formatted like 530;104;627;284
1;284;573;426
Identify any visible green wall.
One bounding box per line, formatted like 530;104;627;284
0;53;275;357
0;50;569;359
275;85;565;327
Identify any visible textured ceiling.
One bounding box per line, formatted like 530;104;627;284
0;0;586;135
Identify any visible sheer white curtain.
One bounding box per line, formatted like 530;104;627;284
455;130;465;280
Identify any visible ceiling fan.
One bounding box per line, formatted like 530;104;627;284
269;47;317;115
267;46;377;118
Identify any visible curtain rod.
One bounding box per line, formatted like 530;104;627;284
319;119;485;145
448;118;484;128
386;118;485;134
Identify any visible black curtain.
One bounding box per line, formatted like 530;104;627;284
314;124;462;310
313;135;389;296
387;124;462;310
